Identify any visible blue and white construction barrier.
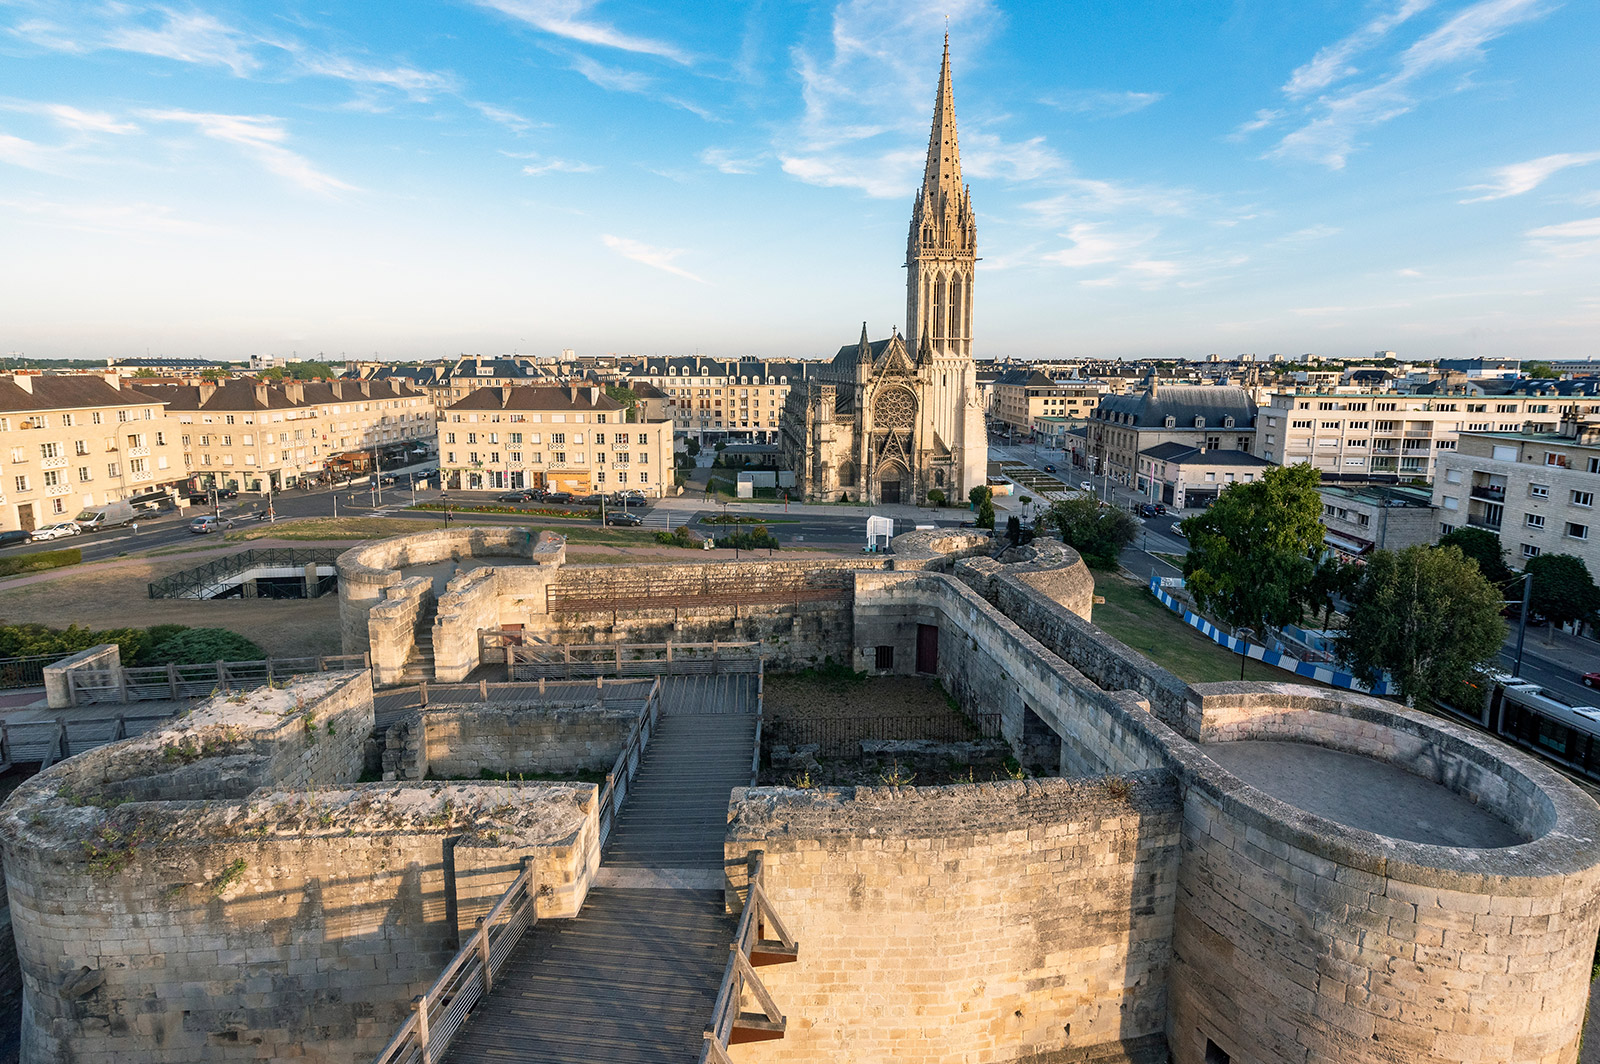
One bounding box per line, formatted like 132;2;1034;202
1147;574;1392;696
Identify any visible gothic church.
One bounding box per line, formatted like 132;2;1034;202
780;38;988;504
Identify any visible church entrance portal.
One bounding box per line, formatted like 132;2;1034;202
880;480;901;504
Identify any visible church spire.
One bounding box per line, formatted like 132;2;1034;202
921;34;962;198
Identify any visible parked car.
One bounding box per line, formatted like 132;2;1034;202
31;522;81;541
542;491;573;504
74;500;137;531
577;493;607;506
1079;481;1095;492
188;515;235;534
0;530;32;547
496;491;534;503
604;511;644;526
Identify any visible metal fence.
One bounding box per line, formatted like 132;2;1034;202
147;548;345;600
765;712;1002;758
0;653;68;690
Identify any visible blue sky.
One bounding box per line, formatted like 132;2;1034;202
0;0;1596;362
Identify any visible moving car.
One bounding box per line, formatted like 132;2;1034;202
0;530;32;547
31;522;81;541
604;511;644;526
1044;464;1056;473
1583;672;1600;688
188;515;235;534
1138;503;1167;518
611;495;647;508
1079;481;1095;492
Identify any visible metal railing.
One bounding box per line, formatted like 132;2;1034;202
147;548;344;599
598;677;662;846
701;850;798;1063
0;652;69;690
504;640;762;680
370;860;538;1064
64;653;370;705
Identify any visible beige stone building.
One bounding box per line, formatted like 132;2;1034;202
1089;384;1257;491
1434;419;1600;571
0;374;186;533
781;41;987;504
1261;378;1600;484
135;379;433;492
990;369;1106;437
439;383;674;497
1317;483;1438;560
1137;443;1274;510
623;356;810;445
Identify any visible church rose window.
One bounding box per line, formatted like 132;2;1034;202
875;388;916;429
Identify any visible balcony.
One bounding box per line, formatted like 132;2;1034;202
1467;515;1502;530
44;483;69;497
40;456;67;470
1469;485;1506;502
128;446;150;458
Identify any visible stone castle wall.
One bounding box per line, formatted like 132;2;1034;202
725;777;1181;1064
384;701;637;781
0;671;600;1064
367;575;434;686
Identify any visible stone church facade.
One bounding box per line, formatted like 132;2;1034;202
781;39;988;504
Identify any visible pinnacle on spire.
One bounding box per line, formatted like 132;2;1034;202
921;33;961;197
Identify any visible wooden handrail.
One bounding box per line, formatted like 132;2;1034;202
700;850;797;1062
597;676;662;845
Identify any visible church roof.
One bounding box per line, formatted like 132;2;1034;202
1094;385;1257;428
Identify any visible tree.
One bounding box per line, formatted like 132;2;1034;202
925;489;946;507
684;438;701;458
1307;555;1361;629
200;367;229;381
1180;464;1325;633
1526;553;1600;638
977;498;995;530
968;485;992;508
1338;545;1507;705
1048;495;1137;569
1525;361;1559;379
1438;527;1514;587
130;368;159;378
288;361;336;380
605;383;639;421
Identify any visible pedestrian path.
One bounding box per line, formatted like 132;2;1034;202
442;699;757;1064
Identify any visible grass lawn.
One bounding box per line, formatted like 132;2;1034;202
1092;572;1310;685
226;517;430;541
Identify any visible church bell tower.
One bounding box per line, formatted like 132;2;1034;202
906;35;985;497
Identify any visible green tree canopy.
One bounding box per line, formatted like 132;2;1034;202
1180;463;1325;632
1526;553;1600;631
1307;555;1362;629
1525;361;1559;379
129;368;160;378
288;361;336;380
1337;545;1507;705
1438;526;1514;587
1047;495;1137;569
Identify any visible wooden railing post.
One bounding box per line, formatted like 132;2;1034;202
113;713;126;741
1;722;9;766
478;678;488;700
419;680;429;708
476;916;492;995
116;666;128;703
413;994;432;1064
167;662;179;700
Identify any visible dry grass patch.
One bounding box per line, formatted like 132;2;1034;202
0;556;341;658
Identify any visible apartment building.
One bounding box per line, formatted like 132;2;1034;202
1088;384;1258;489
1434;420;1600;573
990;370;1106;436
623;356;814;445
0;374;185;533
1257;378;1600;483
1317;484;1438;561
1138;443;1274;510
135;379;432;492
439;383;674;497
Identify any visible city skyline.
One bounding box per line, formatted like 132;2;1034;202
1;0;1596;362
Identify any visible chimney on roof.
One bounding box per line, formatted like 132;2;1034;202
284;381;304;404
103;372;122;391
10;374;31;395
589;383;599;404
199;382;217;405
501;386;511;405
359;381;371;397
254;383;269;407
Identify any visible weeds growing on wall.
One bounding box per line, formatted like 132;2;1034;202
209;858;247;898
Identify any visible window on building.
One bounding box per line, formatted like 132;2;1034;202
1439;522;1456;536
1526;514;1546;529
1531;484;1549;498
1568;523;1589;540
1523;544;1541;558
1573;491;1594;508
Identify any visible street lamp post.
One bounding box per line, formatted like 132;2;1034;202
1237;627;1255;681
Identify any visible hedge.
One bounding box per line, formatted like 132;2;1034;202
0;547;82;578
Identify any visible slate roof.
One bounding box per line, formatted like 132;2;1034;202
133;379;423;412
1094;385;1257;429
624;356;813;381
446;385;623;413
993;369;1057;388
0;375;163;413
1139;442;1272;467
1413;377;1600;398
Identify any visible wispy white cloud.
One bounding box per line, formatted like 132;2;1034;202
471;101;540;133
106;9;261;77
779;149;922;199
1282;0;1436;97
600;233;706;282
1461;151;1600;202
1268;0;1551;169
1041;89;1164;118
0;101;140;135
520;155;598;176
1526;216;1600;258
292;52;461;101
699;147;762;175
1227;108;1284;142
142;110;356;195
568;54;716;119
473;1;689;63
1042;223;1155;269
0;132;64;173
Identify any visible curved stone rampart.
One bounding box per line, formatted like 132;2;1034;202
337;526;565;655
883;526;994;571
0;671;599;1064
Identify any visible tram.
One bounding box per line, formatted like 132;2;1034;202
1441;673;1600;782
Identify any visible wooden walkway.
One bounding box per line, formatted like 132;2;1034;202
443;686;758;1063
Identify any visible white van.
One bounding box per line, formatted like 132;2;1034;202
74;500;137;531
